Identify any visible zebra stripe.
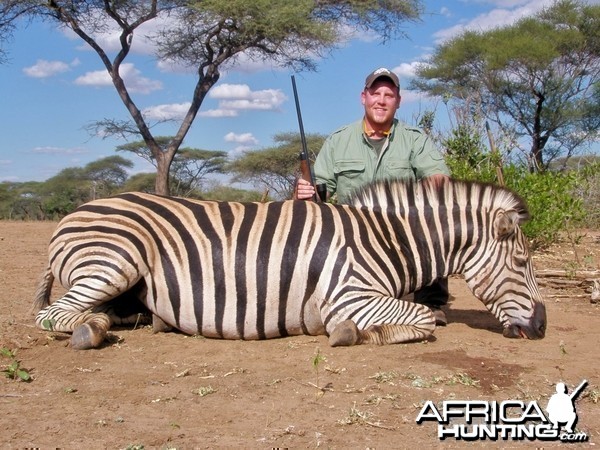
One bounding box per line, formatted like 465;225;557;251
33;179;546;349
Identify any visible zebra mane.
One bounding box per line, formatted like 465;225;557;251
348;178;530;221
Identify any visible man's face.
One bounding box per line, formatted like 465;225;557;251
361;79;401;129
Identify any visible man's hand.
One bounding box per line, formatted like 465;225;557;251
295;178;316;200
424;174;449;189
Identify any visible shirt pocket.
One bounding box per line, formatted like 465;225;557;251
334;160;366;178
334;160;366;199
384;159;416;180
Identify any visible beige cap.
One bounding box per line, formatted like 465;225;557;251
364;67;400;90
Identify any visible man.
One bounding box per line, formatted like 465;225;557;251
295;67;451;325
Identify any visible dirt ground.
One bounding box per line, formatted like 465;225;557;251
0;221;599;449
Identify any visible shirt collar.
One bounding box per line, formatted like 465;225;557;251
362;118;395;138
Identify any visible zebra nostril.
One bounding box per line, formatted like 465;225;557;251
538;322;546;337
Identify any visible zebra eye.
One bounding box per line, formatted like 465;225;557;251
513;255;528;267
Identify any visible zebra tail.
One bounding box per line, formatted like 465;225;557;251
31;265;54;315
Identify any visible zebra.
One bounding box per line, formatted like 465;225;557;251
32;178;546;350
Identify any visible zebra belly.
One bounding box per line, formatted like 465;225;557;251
148;279;325;340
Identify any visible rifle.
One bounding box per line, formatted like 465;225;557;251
569;379;588;401
291;75;323;202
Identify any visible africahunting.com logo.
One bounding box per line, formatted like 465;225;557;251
416;379;589;442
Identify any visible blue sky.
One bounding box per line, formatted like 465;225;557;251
1;0;597;184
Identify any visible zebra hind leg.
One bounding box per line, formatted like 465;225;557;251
36;278;142;350
36;303;113;350
328;300;436;346
32;265;112;349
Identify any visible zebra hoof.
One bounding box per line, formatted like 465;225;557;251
71;323;106;350
329;320;362;347
152;314;173;333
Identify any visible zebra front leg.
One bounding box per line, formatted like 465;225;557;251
36;301;112;350
327;298;436;346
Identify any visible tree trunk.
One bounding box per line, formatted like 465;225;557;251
154;152;172;196
530;92;546;172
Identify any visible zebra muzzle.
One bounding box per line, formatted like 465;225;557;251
502;302;547;340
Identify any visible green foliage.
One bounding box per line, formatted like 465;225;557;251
85;156;133;195
504;166;585;249
444;125;500;183
572;160;600;228
413;0;600;171
121;173;157;194
170;148;228;197
41;318;56;331
310;348;327;392
1;348;31;382
0;181;45;220
39;167;90;218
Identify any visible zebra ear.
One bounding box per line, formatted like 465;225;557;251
495;210;521;238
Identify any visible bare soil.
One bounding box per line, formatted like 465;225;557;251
0;221;599;449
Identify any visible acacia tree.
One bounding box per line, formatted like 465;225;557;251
412;0;600;172
227;132;326;199
85;155;134;199
116;136;227;196
1;0;424;195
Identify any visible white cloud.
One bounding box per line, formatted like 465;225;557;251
209;84;287;111
223;132;260;158
74;69;112;87
198;109;239;118
400;90;434;104
142;102;191;121
23;59;79;78
392;62;422;80
433;0;553;43
74;63;162;94
201;83;287;117
144;84;285;120
219;98;279;111
224;132;259;146
210;84;253;99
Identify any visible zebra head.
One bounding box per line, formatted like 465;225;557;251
462;203;547;340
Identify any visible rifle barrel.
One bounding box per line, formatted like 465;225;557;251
291;75;318;202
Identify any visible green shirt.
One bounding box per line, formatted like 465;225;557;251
314;119;449;203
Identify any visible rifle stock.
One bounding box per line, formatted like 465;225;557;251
291;75;321;202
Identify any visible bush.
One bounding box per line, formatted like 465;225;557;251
503;166;586;249
444;125;500;184
573;161;600;229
